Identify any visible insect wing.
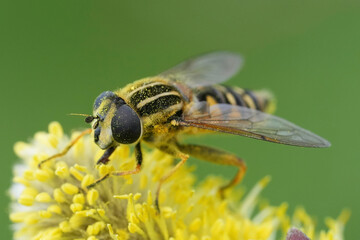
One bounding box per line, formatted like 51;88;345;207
159;51;243;87
180;103;330;148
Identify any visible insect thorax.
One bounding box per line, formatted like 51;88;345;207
119;77;185;135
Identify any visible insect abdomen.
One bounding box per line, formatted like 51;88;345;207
195;85;276;113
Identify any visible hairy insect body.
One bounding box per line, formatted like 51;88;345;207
39;52;330;211
119;77;275;149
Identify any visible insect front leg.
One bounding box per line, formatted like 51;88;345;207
38;128;92;168
87;142;143;189
96;146;116;165
177;143;247;198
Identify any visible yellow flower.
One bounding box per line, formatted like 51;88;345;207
9;122;349;240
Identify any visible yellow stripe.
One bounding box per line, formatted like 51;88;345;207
242;94;256;109
225;92;237;105
136;91;181;109
233;87;245;95
206;96;218;106
127;82;164;97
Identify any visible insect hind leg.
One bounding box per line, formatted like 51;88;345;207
38;128;92;168
177;143;247;198
155;143;189;212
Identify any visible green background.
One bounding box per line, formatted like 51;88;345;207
1;1;359;239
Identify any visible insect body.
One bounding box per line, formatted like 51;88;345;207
39;52;330;210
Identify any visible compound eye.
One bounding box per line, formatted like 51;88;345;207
111;105;142;144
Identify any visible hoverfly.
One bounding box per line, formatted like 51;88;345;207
39;51;330;210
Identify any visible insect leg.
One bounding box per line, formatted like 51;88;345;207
87;142;143;189
177;143;247;198
155;144;189;212
38;128;92;168
96;146;116;165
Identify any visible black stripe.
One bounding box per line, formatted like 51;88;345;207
244;89;261;110
196;86;227;103
138;95;182;116
225;86;246;107
130;84;176;106
216;86;231;104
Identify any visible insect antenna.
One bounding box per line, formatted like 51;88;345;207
69;113;96;123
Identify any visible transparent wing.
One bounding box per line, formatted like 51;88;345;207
180;102;330;148
159;51;243;87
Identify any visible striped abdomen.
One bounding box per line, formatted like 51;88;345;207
195;85;275;113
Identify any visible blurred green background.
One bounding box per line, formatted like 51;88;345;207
1;0;359;239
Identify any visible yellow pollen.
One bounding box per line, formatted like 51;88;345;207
70;203;83;212
55;161;69;178
74;164;88;172
81;174;95;189
189;218;202;232
19;187;38;206
70;167;84;181
97;208;105;217
107;224;124;240
128;223;146;237
98;164;113;176
49;135;59;148
35;168;53;182
35;192;53;203
13;141;31;157
114;194;129;200
23;169;35;180
48;121;64;138
10;212;28;223
53;188;67;203
134;193;142;201
116;228;130;240
210;219;225;236
59;221;72;233
129;213;139;224
24;213;39;225
87;189;99;206
162;207;175;218
9;122;349;240
92;221;106;235
75;209;95;217
73;193;85;204
175;229;185;240
39;210;52;218
69;215;86;229
47;204;62;214
13;177;30;187
32;153;50;168
61;183;79;195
